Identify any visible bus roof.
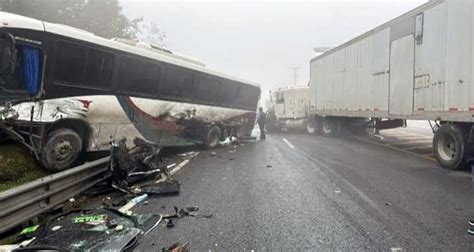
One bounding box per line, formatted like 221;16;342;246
0;11;260;88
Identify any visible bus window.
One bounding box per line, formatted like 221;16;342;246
161;65;194;99
238;85;260;109
193;75;220;104
217;80;238;107
54;41;86;84
117;56;160;96
84;49;114;87
54;41;114;88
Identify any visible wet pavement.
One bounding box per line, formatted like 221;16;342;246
135;129;474;251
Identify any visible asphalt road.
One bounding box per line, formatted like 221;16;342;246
136;130;474;251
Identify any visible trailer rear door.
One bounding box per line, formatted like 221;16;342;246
389;35;415;116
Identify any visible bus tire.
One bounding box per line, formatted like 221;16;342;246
306;118;320;135
205;126;221;149
320;117;337;137
433;123;468;170
41;128;83;171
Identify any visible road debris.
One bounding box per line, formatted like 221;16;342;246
19;225;39;236
51;226;61;231
164;241;190;252
1;135;204;250
16;207;162;251
139;180;180;196
166;219;175;228
118;194;149;216
163;206;213;220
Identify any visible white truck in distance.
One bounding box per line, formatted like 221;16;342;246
267;87;312;132
307;0;474;170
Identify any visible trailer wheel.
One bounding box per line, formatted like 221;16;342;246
205;126;221;149
306;118;320;135
320;118;337;137
41;128;83;172
433;124;468;170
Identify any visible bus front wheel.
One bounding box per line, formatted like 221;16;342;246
205;126;221;149
41;128;83;171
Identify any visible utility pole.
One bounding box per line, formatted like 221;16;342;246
290;67;299;86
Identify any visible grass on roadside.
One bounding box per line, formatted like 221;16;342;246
0;141;48;192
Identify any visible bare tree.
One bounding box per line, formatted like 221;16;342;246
141;21;167;47
0;0;147;39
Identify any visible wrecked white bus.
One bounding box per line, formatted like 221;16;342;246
0;12;260;171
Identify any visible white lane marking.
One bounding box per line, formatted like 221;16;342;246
303;152;383;213
282;138;295;150
156;152;199;183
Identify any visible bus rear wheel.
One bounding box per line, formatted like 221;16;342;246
41;128;83;172
433;123;468;170
205;126;221;149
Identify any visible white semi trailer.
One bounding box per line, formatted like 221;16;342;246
309;0;474;170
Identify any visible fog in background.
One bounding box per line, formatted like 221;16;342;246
121;0;427;105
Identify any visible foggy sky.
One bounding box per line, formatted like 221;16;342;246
121;0;427;104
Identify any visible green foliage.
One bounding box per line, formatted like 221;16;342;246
0;142;47;192
0;0;143;39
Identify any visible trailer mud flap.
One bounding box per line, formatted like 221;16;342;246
375;119;406;130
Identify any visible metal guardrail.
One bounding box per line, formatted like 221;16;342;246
0;155;112;235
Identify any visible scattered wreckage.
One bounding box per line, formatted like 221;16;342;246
0;137;214;251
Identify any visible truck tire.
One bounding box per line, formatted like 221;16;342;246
306;118;320;135
320;118;337;137
433;123;468;170
41;128;83;172
205;126;221;149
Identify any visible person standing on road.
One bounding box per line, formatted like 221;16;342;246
257;107;266;140
469;157;474;235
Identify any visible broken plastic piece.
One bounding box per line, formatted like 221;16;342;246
166;219;174;228
20;225;39;235
51;226;61;231
164;242;190;252
140;180;180;196
143;215;162;235
118;194;148;215
219;137;232;146
73;214;107;224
